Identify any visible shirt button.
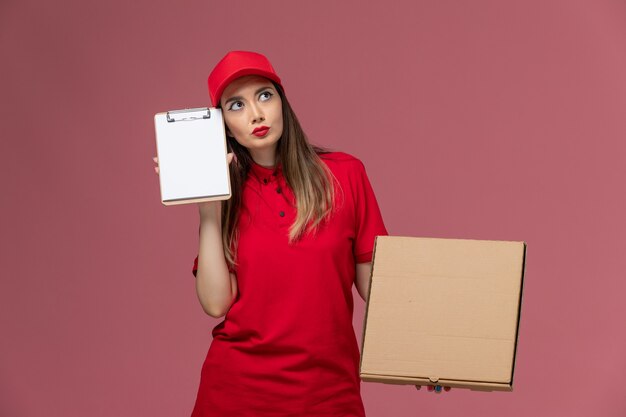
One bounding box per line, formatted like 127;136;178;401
263;178;268;184
279;211;285;217
276;187;282;194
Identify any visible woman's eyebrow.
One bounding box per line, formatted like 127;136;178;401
224;86;273;105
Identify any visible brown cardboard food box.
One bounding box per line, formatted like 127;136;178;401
359;236;526;391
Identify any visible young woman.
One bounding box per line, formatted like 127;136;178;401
154;50;447;417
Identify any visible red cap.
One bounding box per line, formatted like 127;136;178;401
207;50;284;107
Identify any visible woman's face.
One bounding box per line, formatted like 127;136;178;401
220;75;283;163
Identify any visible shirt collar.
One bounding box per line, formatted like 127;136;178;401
249;159;283;184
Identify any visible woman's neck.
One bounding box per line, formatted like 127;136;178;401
249;148;277;167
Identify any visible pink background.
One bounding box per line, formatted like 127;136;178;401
1;0;625;416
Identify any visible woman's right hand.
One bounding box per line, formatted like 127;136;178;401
152;153;235;218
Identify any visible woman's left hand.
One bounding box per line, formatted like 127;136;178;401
415;385;451;393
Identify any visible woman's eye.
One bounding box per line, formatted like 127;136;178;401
260;91;273;101
229;101;243;111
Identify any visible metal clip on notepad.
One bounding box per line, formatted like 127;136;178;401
166;107;212;123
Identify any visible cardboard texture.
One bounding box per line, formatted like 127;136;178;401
360;236;526;391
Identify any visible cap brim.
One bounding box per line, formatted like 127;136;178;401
213;69;282;107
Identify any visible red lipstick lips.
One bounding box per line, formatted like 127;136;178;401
252;126;270;137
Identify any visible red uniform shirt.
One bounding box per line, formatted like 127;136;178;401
190;151;388;417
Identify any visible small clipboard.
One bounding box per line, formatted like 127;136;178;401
154;107;231;206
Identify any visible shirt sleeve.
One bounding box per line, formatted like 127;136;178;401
351;158;388;263
192;255;199;277
192;255;237;277
192;224;201;277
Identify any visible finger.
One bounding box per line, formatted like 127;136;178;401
153;156;158;163
155;167;159;174
226;152;234;164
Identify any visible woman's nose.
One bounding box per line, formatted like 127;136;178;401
249;103;265;122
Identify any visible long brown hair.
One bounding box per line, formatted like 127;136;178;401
220;81;338;270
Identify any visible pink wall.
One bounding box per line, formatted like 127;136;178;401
1;0;625;416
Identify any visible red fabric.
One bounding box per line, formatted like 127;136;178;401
207;50;284;108
190;152;388;417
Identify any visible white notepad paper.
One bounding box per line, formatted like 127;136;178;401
154;107;231;205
